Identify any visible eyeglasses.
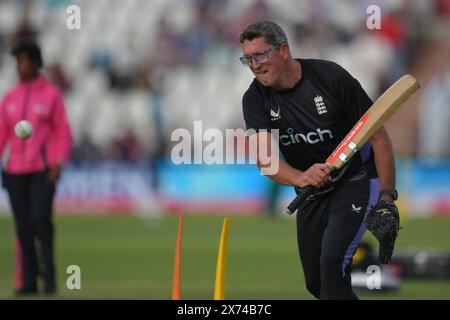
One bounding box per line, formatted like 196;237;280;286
239;44;280;67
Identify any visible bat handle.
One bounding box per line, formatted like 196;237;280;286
284;185;315;215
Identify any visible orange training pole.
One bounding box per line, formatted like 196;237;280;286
172;214;183;300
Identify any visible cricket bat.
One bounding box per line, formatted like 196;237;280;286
285;74;420;215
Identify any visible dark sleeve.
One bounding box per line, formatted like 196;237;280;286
334;66;374;125
242;84;271;133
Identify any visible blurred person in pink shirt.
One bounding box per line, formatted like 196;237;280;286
0;41;72;296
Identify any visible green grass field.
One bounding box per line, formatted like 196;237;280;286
1;214;450;300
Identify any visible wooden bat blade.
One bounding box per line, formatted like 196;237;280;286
326;74;420;170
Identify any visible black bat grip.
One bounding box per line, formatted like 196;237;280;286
284;185;315;215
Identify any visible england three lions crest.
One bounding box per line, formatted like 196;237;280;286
314;95;327;115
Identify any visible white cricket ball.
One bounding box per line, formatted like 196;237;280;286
14;120;33;140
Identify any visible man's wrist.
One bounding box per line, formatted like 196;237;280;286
380;194;395;202
292;171;304;187
379;189;398;202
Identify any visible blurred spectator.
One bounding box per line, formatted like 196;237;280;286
148;91;167;193
47;63;72;93
437;0;450;16
374;9;409;86
89;49;113;71
133;67;151;90
0;40;72;295
109;129;144;163
12;17;37;43
0;32;5;63
148;17;183;68
227;0;271;46
107;34;140;91
11;1;38;44
71;134;102;164
417;66;450;159
181;2;216;66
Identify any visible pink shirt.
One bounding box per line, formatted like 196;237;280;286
0;76;72;174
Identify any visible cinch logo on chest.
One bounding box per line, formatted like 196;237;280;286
280;128;333;146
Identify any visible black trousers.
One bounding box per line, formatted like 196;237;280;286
2;170;56;290
296;178;379;300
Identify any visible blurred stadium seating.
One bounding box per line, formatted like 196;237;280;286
0;0;449;215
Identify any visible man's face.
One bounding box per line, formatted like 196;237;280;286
16;54;39;81
240;37;285;87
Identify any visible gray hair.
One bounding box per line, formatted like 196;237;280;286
239;20;288;46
